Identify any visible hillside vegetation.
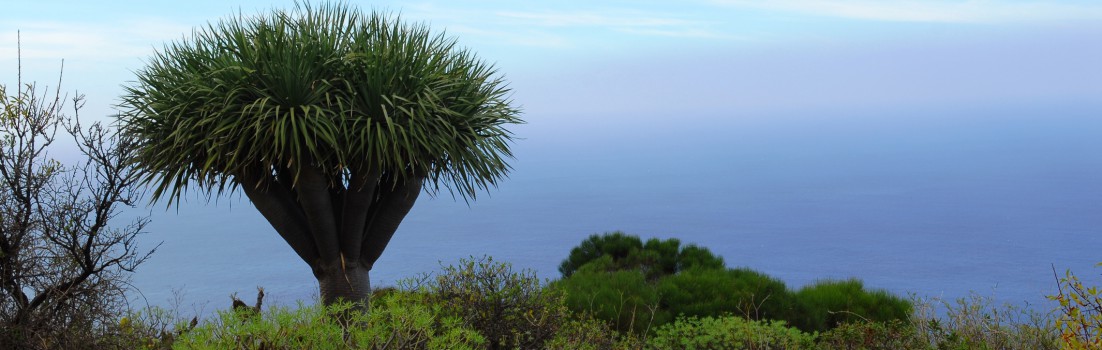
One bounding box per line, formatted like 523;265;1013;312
98;232;1100;350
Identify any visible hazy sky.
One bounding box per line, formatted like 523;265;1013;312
4;1;1100;307
2;1;1100;129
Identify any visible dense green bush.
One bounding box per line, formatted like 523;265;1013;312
648;315;816;350
658;268;797;322
558;232;723;280
558;232;643;277
552;262;664;333
422;256;567;350
556;233;917;336
790;279;912;332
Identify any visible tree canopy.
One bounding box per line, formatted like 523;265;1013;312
558;231;725;280
118;2;522;304
120;3;520;203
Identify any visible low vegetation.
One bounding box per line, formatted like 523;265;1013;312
83;232;1094;350
2;209;1096;349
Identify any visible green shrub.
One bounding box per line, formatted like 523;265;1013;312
423;256;567;350
1050;263;1102;349
658;267;796;322
354;293;485;350
648;315;815;350
678;244;726;272
171;293;483;349
552;263;664;333
816;320;926;350
558;232;723;280
559;232;644;277
791;279;911;332
544;315;645;350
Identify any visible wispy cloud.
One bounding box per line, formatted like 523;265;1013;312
708;0;1102;23
495;10;696;28
444;24;572;49
0;18;190;64
495;10;729;39
399;3;732;50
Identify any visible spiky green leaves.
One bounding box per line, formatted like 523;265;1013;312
119;3;521;202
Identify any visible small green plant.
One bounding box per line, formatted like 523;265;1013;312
1050;263;1102;349
421;256;567;350
647;315;815;350
790;279;911;332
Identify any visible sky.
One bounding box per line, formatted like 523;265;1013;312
1;0;1100;127
2;1;1101;306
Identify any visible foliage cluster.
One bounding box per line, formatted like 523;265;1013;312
554;232;912;334
553;263;662;333
418;256;568;350
1049;264;1102;349
119;2;521;202
648;315;816;350
659;267;796;323
558;231;724;280
789;279;912;332
170;293;483;350
67;255;1080;350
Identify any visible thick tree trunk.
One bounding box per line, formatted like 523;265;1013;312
241;171;425;307
313;260;372;306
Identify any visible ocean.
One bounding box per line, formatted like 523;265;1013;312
128;102;1102;314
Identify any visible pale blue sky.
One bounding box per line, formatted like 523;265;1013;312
5;1;1100;307
2;0;1100;126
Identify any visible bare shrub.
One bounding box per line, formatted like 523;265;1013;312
910;293;1058;350
420;256;568;350
1;38;154;349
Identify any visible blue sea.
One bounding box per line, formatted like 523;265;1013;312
129;102;1102;314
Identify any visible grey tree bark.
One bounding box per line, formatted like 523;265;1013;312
239;168;423;305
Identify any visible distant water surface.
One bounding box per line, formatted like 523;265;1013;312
129;103;1102;313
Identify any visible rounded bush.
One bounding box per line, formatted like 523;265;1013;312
657;267;797;322
791;279;912;332
551;264;664;333
558;232;724;280
559;232;644;277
